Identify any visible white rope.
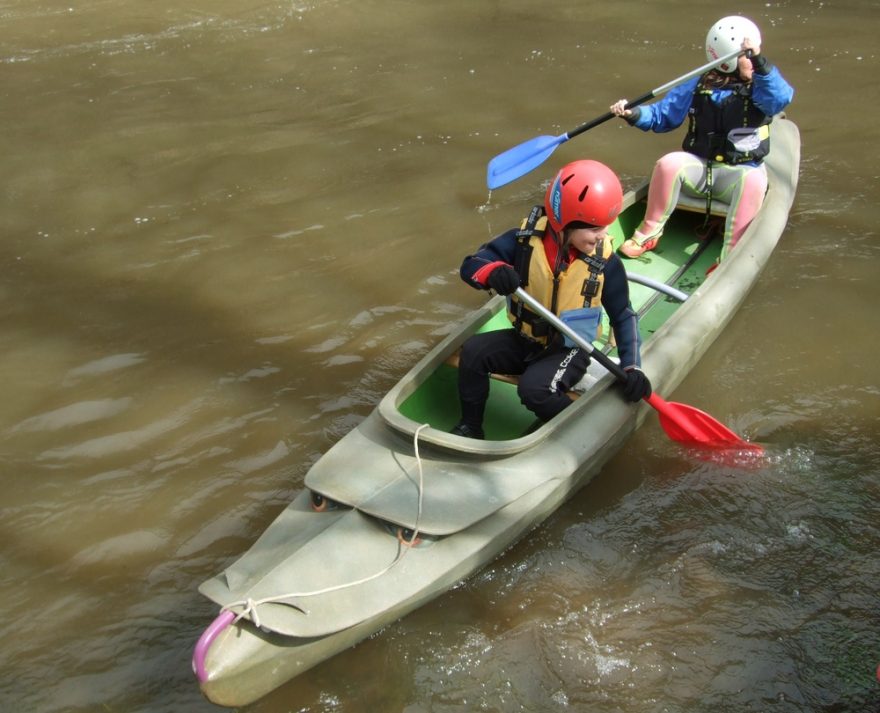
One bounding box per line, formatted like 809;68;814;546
223;423;431;626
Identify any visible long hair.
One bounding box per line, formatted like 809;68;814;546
702;69;751;89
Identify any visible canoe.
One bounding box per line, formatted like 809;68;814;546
193;117;800;707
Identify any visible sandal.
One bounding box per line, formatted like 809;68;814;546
619;231;662;258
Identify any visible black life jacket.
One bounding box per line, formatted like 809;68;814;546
683;75;772;165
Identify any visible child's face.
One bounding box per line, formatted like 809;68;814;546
566;225;607;254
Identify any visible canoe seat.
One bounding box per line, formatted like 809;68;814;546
675;193;730;217
445;350;580;401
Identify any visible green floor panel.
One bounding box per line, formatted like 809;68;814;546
476;308;513;334
398;364;536;441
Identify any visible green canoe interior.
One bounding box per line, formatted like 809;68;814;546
399;198;723;441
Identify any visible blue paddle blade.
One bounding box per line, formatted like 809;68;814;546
486;133;568;189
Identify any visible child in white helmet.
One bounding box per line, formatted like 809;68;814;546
610;16;794;264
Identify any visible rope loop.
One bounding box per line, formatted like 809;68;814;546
221;423;432;628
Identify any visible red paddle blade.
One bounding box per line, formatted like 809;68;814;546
646;393;763;453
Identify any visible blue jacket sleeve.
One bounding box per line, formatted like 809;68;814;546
632;78;699;133
600;254;642;369
751;65;794;116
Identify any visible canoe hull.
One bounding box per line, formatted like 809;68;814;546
195;118;800;707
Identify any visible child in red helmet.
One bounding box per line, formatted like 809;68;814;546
451;159;651;439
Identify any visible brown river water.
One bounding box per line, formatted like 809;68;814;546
1;1;878;711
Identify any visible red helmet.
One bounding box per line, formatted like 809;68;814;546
543;160;623;233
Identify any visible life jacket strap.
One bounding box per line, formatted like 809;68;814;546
577;240;607;304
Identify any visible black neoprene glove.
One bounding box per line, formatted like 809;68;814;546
625;106;641;125
486;264;521;295
750;53;770;75
749;54;770;74
622;367;652;402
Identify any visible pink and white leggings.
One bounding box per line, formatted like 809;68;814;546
634;151;768;260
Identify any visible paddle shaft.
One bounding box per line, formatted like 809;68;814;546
513;288;627;382
486;48;745;189
511;287;669;421
563;48;744;142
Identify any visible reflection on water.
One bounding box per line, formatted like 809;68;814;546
1;1;879;712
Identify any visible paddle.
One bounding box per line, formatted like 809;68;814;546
513;287;761;452
486;48;743;190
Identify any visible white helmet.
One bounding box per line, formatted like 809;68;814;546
705;16;762;73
